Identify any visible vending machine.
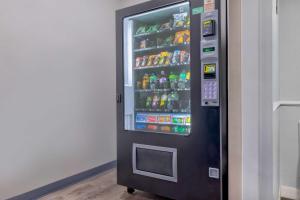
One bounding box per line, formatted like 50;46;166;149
116;0;227;199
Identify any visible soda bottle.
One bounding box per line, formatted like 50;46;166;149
169;72;178;90
145;96;152;109
178;70;187;89
160;93;168;109
186;70;191;88
152;94;160;109
167;91;179;110
142;73;150;89
149;73;158;90
159;71;168;89
136;80;142;89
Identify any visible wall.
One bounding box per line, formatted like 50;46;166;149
118;0;149;8
278;0;300;193
272;0;280;198
0;0;117;199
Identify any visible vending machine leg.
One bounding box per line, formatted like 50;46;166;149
127;187;135;194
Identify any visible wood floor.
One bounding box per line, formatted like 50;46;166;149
39;169;168;200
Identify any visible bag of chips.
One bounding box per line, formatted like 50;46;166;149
136;26;147;35
173;12;188;28
164;52;173;65
153;54;160;66
159;22;171;31
180;51;190;64
136;57;142;68
147;55;156;66
174;30;190;44
158;51;169;65
172;50;181;65
146;24;159;33
141;56;148;67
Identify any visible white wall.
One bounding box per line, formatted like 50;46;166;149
0;0;117;199
278;0;300;192
118;0;149;8
241;0;260;199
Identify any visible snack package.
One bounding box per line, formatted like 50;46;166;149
186;16;191;27
174;30;190;44
146;24;159;33
139;39;155;49
153;54;160;66
147;55;156;66
158;51;169;65
173;12;188;28
136;57;142;68
147;124;158;131
161;35;174;46
160;125;171;133
164;52;173;65
172;50;181;65
159;22;171;31
180;51;190;64
140;39;147;49
136;123;147;130
141;55;148;67
136;26;147;35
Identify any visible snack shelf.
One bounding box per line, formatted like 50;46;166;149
134;63;190;70
134;25;190;38
135;108;191;113
134;43;189;53
135;88;190;92
136;121;191;126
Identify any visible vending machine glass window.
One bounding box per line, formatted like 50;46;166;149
123;2;191;135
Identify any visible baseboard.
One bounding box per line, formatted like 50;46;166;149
7;160;117;200
280;185;300;200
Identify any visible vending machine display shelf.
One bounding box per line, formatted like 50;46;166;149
134;43;190;53
134;63;190;70
134;25;190;38
135;88;190;93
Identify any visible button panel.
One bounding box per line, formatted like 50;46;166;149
201;10;219;107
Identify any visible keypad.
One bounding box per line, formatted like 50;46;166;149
203;81;218;100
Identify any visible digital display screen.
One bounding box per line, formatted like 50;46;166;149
202;19;215;37
204;64;216;74
203;47;215;53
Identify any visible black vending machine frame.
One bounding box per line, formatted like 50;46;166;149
116;0;228;199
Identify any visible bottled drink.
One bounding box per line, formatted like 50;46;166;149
152;94;160;109
178;70;187;89
167;91;179;110
149;73;158;90
142;73;150;89
145;96;152;109
160;93;168;109
159;71;168;89
169;72;178;90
